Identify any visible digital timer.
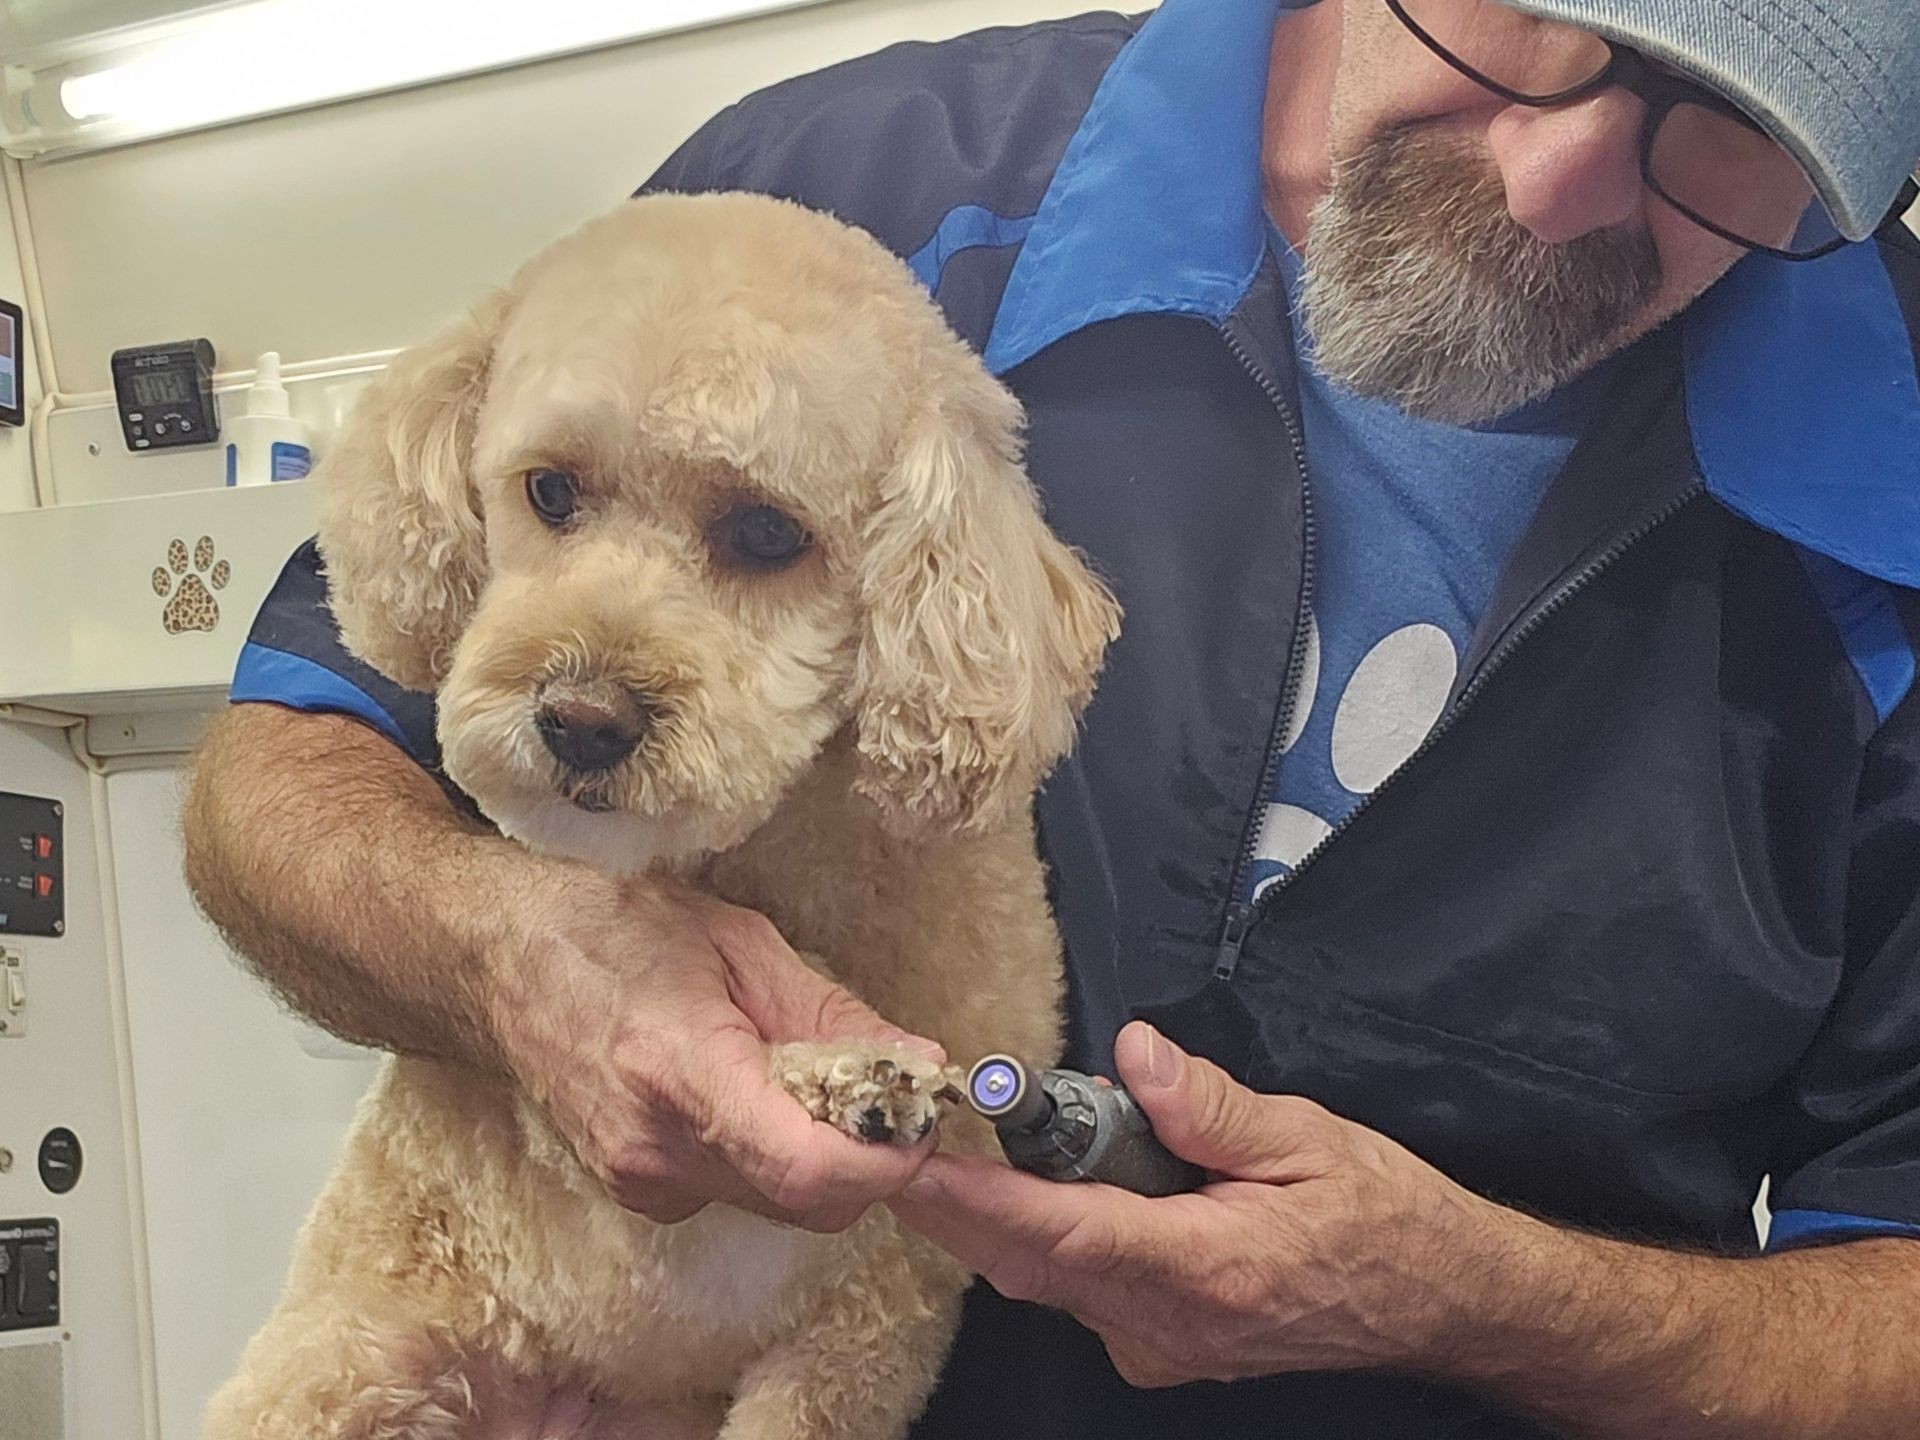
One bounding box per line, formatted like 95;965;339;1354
110;339;219;452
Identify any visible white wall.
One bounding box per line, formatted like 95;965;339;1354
106;765;382;1440
23;0;1102;398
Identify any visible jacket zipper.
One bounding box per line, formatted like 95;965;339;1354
1217;319;1317;980
1220;480;1708;974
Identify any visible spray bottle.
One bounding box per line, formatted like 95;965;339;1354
225;351;313;487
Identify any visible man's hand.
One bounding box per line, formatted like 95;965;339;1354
483;870;946;1233
888;1019;1493;1385
890;1020;1920;1438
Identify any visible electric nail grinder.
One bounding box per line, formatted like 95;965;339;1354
964;1053;1206;1197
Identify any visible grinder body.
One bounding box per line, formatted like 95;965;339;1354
967;1055;1206;1197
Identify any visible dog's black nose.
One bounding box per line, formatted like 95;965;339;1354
536;681;647;773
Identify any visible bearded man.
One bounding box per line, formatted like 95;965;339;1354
190;0;1920;1434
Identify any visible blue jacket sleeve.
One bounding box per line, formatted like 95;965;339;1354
229;540;444;769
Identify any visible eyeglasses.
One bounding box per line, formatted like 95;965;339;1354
1385;0;1919;261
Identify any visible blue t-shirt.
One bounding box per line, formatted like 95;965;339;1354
1246;233;1616;900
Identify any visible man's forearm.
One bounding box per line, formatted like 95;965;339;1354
1447;1212;1920;1438
184;704;541;1066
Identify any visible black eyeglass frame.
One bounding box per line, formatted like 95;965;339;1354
1384;0;1920;261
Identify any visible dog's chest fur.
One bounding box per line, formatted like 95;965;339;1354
656;1209;813;1327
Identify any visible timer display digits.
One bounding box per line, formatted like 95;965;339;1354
129;369;194;407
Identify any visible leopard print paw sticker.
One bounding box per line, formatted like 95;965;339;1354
154;535;231;635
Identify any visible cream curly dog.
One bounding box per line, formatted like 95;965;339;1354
202;193;1119;1440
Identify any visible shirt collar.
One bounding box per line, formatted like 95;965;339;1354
1684;246;1920;588
984;0;1920;589
982;0;1279;379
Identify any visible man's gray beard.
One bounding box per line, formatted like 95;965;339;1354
1297;126;1663;425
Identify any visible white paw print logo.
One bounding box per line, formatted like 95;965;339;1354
153;535;231;635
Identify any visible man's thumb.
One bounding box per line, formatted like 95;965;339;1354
1113;1020;1318;1182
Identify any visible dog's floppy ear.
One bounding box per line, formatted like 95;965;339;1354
853;356;1120;835
317;291;509;691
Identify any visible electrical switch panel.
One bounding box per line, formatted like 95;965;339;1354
0;794;61;938
0;1220;59;1332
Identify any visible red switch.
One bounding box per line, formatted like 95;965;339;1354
34;874;53;899
33;836;52;860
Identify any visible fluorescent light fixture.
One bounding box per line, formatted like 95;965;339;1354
12;0;838;156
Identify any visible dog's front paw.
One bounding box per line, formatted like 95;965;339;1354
770;1042;966;1145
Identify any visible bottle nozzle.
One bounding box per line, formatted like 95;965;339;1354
247;350;291;418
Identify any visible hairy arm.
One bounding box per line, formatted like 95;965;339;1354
1450;1220;1920;1438
184;703;526;1065
184;702;942;1230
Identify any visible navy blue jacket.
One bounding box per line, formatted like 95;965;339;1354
236;1;1920;1432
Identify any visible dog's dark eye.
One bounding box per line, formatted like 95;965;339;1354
526;468;579;526
725;505;812;569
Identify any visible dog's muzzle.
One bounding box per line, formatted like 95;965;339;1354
536;678;650;779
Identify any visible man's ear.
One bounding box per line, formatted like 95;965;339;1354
316;291;509;691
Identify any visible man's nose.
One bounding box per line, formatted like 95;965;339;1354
1486;87;1647;244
